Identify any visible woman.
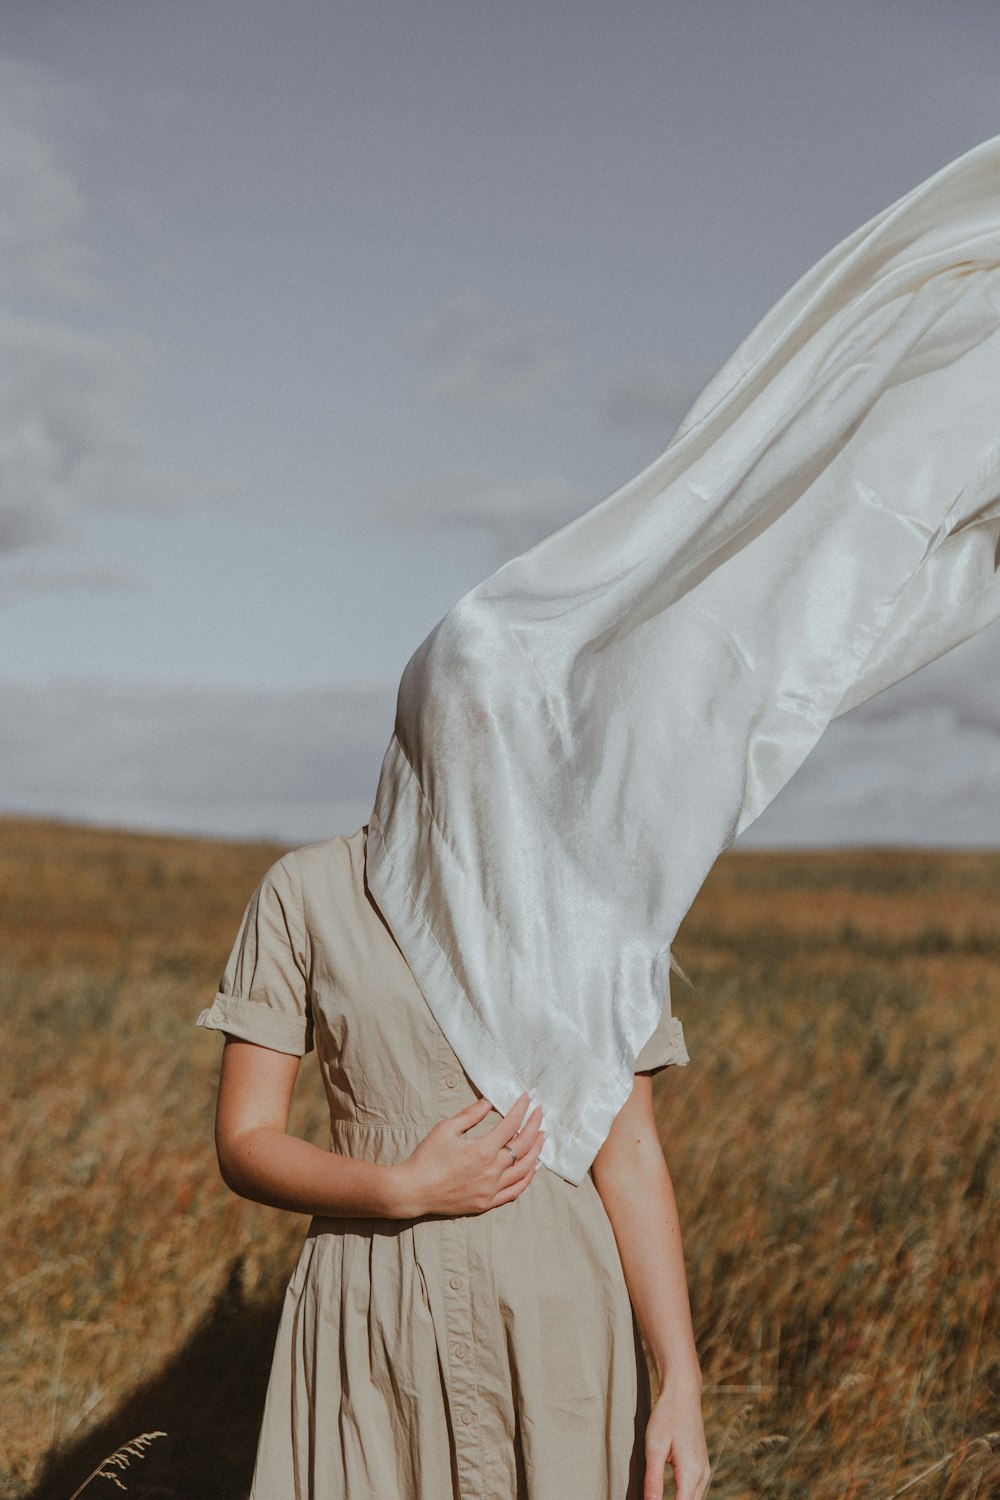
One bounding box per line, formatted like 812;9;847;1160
197;131;1000;1500
198;824;710;1500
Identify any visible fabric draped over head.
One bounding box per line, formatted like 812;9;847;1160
367;133;1000;1185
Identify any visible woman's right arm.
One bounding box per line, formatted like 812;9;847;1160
214;1036;545;1219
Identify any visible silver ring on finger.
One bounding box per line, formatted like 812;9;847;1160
504;1144;519;1164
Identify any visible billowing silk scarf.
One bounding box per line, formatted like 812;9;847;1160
367;134;1000;1184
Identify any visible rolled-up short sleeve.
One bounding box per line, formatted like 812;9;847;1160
196;856;313;1055
634;969;690;1075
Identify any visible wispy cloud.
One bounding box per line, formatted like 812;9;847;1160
370;468;590;558
0;561;139;606
0;679;397;843
598;354;717;435
0;60;97;302
0;311;235;559
400;292;570;411
0;57;236;577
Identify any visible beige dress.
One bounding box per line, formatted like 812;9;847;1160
196;826;690;1500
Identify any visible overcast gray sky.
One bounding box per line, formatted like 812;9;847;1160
1;0;998;845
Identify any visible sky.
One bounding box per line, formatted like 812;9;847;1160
1;0;999;846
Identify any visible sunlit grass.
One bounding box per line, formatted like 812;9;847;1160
1;817;997;1498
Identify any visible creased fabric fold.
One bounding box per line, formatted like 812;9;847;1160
368;134;1000;1184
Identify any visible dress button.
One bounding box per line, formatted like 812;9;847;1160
460;1409;474;1426
453;1343;467;1360
444;1073;458;1089
449;1276;462;1290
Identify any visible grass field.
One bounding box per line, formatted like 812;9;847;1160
2;815;998;1499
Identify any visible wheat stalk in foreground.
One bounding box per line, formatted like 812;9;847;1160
882;1433;1000;1499
65;1431;167;1500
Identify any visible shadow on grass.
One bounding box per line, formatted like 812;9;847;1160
27;1259;277;1500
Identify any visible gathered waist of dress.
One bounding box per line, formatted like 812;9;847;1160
328;1116;424;1165
328;1107;505;1165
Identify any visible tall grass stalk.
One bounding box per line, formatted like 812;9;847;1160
65;1432;166;1500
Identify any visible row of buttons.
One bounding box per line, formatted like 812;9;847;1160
450;1264;466;1360
438;1032;481;1459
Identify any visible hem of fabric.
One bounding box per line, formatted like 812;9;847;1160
634;1015;691;1074
195;992;313;1056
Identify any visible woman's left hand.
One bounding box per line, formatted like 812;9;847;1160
643;1377;711;1500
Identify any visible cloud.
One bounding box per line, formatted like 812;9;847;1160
739;615;1000;846
0;310;235;559
0;679;398;844
598;355;717;435
0;60;236;571
370;468;591;557
0;561;139;607
0;61;97;302
400;292;570;411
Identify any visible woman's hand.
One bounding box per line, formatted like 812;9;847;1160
644;1377;711;1500
590;1074;709;1496
213;1042;542;1222
395;1091;544;1218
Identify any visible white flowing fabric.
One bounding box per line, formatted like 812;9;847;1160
367;134;1000;1185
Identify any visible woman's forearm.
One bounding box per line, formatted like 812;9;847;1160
218;1125;416;1219
593;1134;702;1389
593;1078;711;1495
213;1038;538;1221
213;1041;418;1219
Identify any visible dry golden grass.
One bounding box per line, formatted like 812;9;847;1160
1;817;997;1498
